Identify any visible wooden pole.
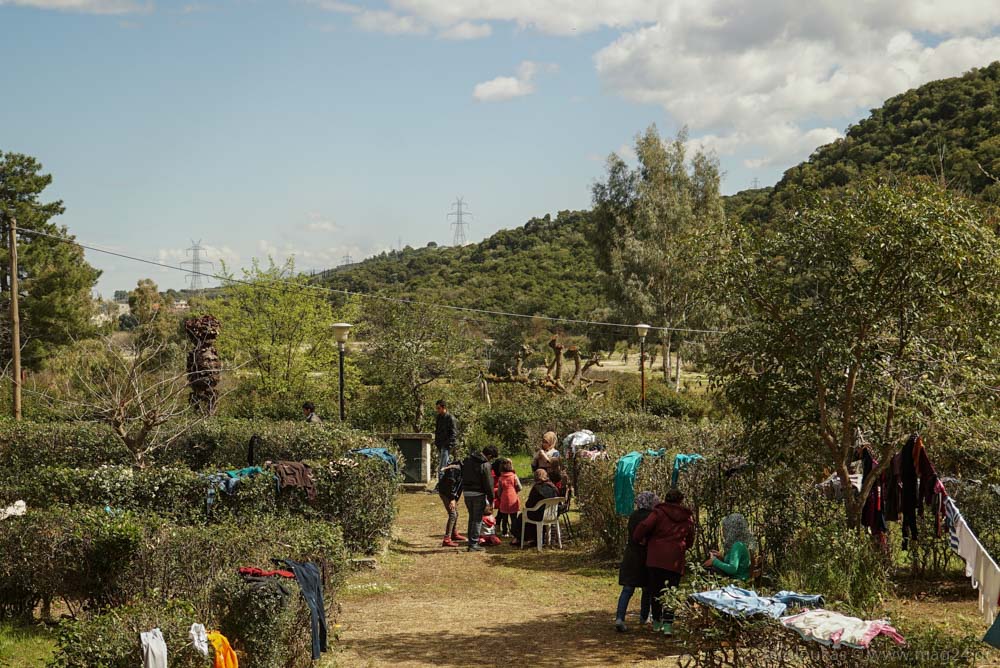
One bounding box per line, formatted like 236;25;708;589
8;218;22;421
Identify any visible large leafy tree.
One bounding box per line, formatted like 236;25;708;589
0;151;101;367
591;126;726;384
715;178;1000;527
205;258;357;419
361;300;474;431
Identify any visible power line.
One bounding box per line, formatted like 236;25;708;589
17;228;726;336
447;197;471;246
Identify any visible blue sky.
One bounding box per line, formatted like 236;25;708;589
1;1;998;294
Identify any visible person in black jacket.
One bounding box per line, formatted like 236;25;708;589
461;445;498;552
510;469;561;547
434;400;458;481
615;491;659;632
438;461;465;547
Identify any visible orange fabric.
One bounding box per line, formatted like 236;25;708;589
912;436;924;469
207;631;239;668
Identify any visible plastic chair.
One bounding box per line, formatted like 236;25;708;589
520;497;565;552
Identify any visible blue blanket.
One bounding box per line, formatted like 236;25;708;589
350;447;399;473
690;586;822;619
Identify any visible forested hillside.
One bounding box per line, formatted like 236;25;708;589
319;209;602;321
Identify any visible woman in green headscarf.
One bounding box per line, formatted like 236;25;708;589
703;512;754;581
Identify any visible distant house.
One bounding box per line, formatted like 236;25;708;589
171;300;190;311
91;300;131;326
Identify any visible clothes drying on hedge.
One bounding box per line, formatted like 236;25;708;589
614;449;666;516
780;609;905;649
272;461;317;501
671;453;704;487
140;627;167;668
238;566;295;579
207;630;239;668
205;466;268;512
689;586;825;619
0;499;26;520
278;558;328;660
190;623;209;657
349;447;399;472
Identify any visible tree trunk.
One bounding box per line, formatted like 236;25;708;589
413;390;424;432
674;351;682;391
662;331;672;381
844;493;864;529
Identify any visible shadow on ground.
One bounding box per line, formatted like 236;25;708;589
343;609;692;668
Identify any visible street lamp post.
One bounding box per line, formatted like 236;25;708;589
332;323;352;422
636;324;650;412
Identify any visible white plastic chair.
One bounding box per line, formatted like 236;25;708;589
520;497;565;552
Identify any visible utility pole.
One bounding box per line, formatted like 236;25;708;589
751;177;760;189
447;197;472;246
8;218;21;421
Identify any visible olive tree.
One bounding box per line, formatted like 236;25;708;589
715;178;1000;527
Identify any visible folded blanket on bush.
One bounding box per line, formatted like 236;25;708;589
689;585;788;618
780;609;905;649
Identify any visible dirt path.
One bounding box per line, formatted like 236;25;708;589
326;491;686;668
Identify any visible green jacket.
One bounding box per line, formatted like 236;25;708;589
712;541;751;581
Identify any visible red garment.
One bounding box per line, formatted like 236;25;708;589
496;471;522;515
632;502;695;574
238;567;295;579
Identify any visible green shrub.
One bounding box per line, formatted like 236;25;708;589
0;419;386;470
604;374;718;419
0;456;399;555
50;598;210;668
212;574;312;668
0;508;347;618
778;500;891;616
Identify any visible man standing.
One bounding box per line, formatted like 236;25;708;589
461;445;498;552
434;399;458;479
303;402;321;423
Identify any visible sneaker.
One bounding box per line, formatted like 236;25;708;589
467;544;485;552
661;623;673;636
441;537;459;547
652;622;663;632
614;619;627;633
641;616;652;626
451;532;467;542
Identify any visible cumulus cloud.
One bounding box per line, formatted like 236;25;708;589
304;211;339;233
0;0;149;12
473;61;557;102
354;9;428;35
345;0;1000;168
438;21;491;40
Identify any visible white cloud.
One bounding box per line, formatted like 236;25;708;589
473;60;557;102
438;21;491;40
341;1;1000;168
0;0;149;13
307;0;360;13
254;239;364;271
354;9;428;35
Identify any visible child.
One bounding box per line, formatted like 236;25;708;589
479;508;502;546
495;458;522;537
438;460;465;547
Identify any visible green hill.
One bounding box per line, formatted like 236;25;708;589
319;209;603;322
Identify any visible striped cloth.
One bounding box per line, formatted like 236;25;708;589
944;497;962;555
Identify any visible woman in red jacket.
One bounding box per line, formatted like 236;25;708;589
632;488;695;635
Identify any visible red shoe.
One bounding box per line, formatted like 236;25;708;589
451;532;467;542
441;537;459;547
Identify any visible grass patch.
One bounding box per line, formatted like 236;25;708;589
0;621;56;667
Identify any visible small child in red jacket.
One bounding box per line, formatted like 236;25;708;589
495;458;523;537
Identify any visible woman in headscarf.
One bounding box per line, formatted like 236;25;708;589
702;512;754;581
510;468;561;546
614;491;660;633
633;488;695;635
531;431;561;472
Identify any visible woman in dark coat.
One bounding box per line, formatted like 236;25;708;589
633;488;695;636
615;491;659;632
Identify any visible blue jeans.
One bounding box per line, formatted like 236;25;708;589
464;494;486;548
616;586;651;622
437;447;451;480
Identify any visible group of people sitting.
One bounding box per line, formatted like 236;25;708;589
436;430;569;552
616;489;755;636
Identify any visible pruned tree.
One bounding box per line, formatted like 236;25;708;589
185;314;221;415
70;335;194;468
486;335;607;397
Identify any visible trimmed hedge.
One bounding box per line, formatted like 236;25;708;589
0;507;347;619
0;456;399;554
0;419;386;470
